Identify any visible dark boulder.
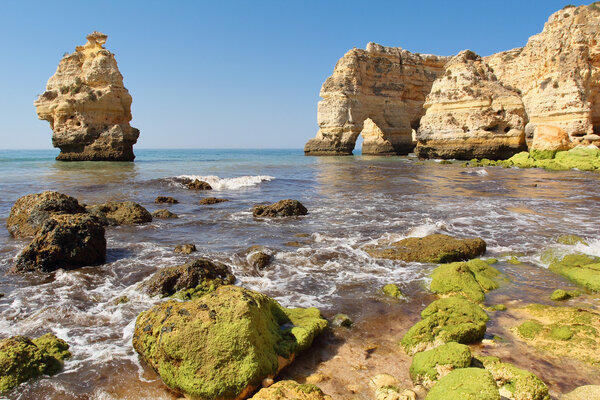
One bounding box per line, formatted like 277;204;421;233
253;199;308;218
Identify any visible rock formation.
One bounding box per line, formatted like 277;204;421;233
34;32;139;161
485;4;600;146
415;50;527;159
304;43;449;155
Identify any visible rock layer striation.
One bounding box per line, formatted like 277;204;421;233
34;32;139;161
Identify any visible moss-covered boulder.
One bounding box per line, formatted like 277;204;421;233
13;214;106;273
477;356;550;400
0;334;70;393
550;289;581;301
548;253;600;292
409;342;471;387
249;380;332;400
365;234;486;263
6;191;87;238
87;201;152;226
562;385;600;400
382;283;404;298
556;235;588;246
139;258;235;299
132;285;327;400
430;259;500;302
513;304;600;365
507;147;600;171
401;296;489;355
253;200;308;218
425;368;500;400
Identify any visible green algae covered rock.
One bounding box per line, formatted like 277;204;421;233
506;147;600;171
550;289;581;301
513;304;600;365
409;342;471;387
331;313;352;328
139;258;235;300
382;283;404;298
556;235;588;246
365;233;486;263
425;368;500;400
132;285;327;399
477;356;550;400
250;380;333;400
549;253;600;292
0;334;70;393
430;259;500;302
401;296;489;355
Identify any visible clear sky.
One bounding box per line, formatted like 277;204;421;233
0;0;585;149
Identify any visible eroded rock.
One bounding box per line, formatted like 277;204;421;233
132;285;327;400
34;32;139;161
253;199;308;217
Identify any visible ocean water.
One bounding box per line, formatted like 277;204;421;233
0;149;599;399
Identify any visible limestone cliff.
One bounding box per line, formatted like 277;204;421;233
34;32;139;161
415;50;527;159
304;43;449;155
485;4;600;146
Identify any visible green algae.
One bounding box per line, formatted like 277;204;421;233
549;253;600;292
409;342;471;386
250;380;332;400
425;368;500;400
382;283;404;298
488;304;507;312
430;259;500;302
132;285;327;399
517;320;543;339
476;356;550;400
550;325;574;341
507;256;522;265
485;258;498;265
550;289;581;301
556;235;588;246
505;148;600;171
0;334;70;393
331;313;352;328
401;296;489;355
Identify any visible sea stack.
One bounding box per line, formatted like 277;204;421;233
34;32;139;161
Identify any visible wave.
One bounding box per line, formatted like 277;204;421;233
173;175;274;190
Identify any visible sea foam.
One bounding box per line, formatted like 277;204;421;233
176;175;274;190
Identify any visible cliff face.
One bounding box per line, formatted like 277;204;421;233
485;4;600;146
415;50;527;159
304;43;449;155
34;32;139;161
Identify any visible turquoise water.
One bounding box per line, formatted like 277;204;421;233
0;149;599;398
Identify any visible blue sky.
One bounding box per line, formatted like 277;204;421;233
0;0;584;149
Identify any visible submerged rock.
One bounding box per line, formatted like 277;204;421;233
140;258;234;299
365;234;486;263
154;196;178;204
382;283;404;299
34;32;139;161
425;368;500;400
132;285;327;400
401;296;489;355
430;259;500;302
476;356;550;400
556;234;588;246
152;209;177;219
331;313;353;328
246;247;273;269
409;342;472;387
0;333;70;392
199;197;229;205
513;303;600;365
550;289;581;301
6;191;86;238
87;201;152;226
13;214;106;273
416;50;526;160
253;199;308;217
185;179;212;190
548;253;600;292
250;380;333;400
174;243;196;254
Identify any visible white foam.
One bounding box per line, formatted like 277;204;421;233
177;174;274;190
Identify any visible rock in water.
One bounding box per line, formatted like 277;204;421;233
86;201;152;225
253;199;308;217
485;5;600;146
416;50;527;159
0;334;71;393
304;43;449;155
425;368;500;400
250;380;333;400
6;191;86;238
132;285;328;399
13;214;106;273
34;32;139;161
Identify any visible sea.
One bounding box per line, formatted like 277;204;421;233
0;148;599;399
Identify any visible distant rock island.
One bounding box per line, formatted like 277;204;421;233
305;4;600;159
34;32;139;161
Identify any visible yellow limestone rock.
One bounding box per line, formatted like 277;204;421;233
485;4;600;146
34;32;139;161
531;124;572;151
416;50;527;159
304;43;449;155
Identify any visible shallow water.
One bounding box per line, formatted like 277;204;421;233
0;149;599;399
